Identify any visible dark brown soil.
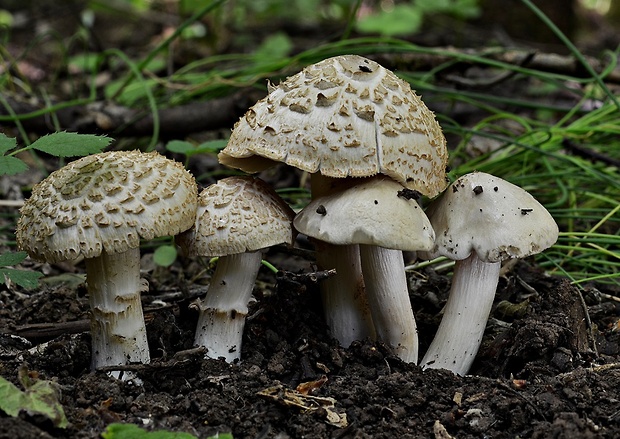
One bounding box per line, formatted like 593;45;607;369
1;251;619;438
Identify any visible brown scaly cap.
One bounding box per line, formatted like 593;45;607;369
219;55;448;197
16;150;198;263
176;176;295;257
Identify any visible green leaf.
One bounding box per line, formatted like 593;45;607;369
30;132;113;157
0;132;17;154
1;268;43;289
165;140;197;155
0;375;68;428
195;139;228;154
102;423;200;438
254;32;293;61
0;251;28;267
356;4;423;37
153;245;178;267
0;155;28;176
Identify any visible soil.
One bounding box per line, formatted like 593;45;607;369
1;246;619;438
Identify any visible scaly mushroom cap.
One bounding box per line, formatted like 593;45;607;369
177;176;295;257
17;150;198;264
294;176;435;251
422;172;559;263
219;55;448;197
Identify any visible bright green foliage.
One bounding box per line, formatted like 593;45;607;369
101;423;234;439
0;132;113;177
0;252;43;289
0;372;68;429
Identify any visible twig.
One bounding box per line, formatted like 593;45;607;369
562;139;620;168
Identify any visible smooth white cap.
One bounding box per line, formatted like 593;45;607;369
421;172;559;262
293;176;435;251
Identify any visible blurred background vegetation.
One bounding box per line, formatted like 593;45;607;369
0;0;619;288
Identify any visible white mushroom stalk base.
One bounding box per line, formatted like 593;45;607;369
194;251;262;363
359;245;418;363
421;253;501;375
86;248;150;380
315;242;375;347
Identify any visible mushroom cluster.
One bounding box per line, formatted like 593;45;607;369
219;54;449;363
15;55;560;379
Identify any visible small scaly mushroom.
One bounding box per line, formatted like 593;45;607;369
176;176;294;363
419;172;559;375
17;151;197;380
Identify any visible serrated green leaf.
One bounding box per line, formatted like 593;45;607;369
1;268;43;289
0;251;28;267
0;375;68;429
0;155;28;176
30;132;113;157
153;245;178;267
0;133;17;154
102;423;199;438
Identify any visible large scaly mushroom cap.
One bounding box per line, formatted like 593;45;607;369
177;176;295;257
17;150;198;264
219;55;449;197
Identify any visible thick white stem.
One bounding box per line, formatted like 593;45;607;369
421;253;500;375
316;243;375;346
194;251;262;362
359;245;418;363
86;248;150;380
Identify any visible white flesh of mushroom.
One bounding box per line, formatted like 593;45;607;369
194;252;263;362
420;253;500;374
86;248;150;379
359;245;418;363
315;242;375;346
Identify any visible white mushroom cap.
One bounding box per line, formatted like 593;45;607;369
177;176;295;257
16;150;198;264
293;176;435;251
219;55;449;197
421;172;559;262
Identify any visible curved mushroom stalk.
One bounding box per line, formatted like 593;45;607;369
315;242;375;346
359;245;418;363
86;248;150;380
420;253;500;375
194;251;263;362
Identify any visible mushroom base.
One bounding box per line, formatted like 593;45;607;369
420;253;501;375
194;251;263;363
315;242;375;347
360;245;418;363
86;248;150;380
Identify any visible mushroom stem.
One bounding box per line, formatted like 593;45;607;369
194;251;262;362
85;248;150;379
315;242;375;346
421;253;500;375
359;245;418;363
